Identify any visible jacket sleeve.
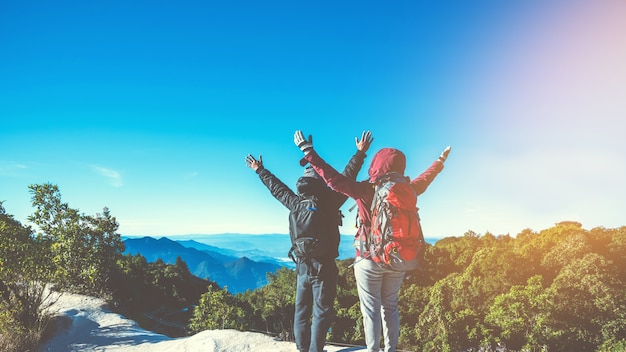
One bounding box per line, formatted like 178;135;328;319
341;150;366;180
304;150;370;200
410;160;445;196
256;168;299;210
330;150;367;208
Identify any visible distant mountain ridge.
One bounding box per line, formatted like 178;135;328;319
123;237;281;294
169;234;311;262
159;233;363;261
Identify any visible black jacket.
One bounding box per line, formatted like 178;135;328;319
256;150;366;260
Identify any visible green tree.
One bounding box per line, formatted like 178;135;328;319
0;202;56;352
331;259;362;344
465;245;530;310
517;222;587;282
27;183;124;295
259;267;296;335
398;283;430;348
414;274;458;352
435;230;482;270
547;253;626;352
606;226;626;281
410;232;536;351
108;253;213;337
512;228;541;275
485;275;553;350
404;242;456;287
540;230;591;278
238;267;296;337
189;285;249;332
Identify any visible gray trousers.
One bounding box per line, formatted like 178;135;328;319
354;258;405;352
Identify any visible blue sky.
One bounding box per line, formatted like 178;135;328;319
1;0;625;239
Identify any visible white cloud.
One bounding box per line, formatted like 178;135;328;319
0;162;29;176
91;165;123;187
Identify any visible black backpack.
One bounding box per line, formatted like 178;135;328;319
287;196;336;267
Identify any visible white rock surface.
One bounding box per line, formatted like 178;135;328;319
38;291;366;352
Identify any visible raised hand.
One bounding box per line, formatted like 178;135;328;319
439;146;452;163
294;130;314;154
245;154;264;171
355;130;374;152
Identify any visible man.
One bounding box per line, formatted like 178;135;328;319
245;131;373;352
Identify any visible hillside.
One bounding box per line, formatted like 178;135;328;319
123;237;281;293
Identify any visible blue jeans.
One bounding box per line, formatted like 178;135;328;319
354;258;405;352
294;258;338;352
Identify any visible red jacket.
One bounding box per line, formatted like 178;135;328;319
304;147;444;256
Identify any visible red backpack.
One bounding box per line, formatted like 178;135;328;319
361;172;426;271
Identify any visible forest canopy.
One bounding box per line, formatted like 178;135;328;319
189;221;626;352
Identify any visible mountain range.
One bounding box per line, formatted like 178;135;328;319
123;236;283;294
122;234;438;294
